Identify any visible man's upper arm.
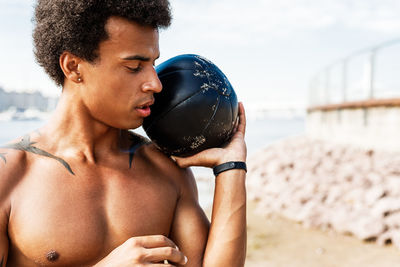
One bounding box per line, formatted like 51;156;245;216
0;207;9;266
170;168;210;267
0;148;26;266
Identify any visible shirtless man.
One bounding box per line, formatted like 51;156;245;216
0;1;247;266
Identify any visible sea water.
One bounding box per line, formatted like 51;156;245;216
0;118;305;208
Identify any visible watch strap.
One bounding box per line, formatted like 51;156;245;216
213;161;247;176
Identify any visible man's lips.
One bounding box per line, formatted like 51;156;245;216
135;100;154;117
136;106;151;117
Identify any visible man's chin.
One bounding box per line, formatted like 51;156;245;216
124;119;144;130
102;119;142;131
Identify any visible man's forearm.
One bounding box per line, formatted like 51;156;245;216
203;169;247;266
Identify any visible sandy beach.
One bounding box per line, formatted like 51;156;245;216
245;201;400;267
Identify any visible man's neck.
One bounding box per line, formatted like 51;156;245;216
41;89;121;164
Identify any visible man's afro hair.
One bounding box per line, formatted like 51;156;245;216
33;0;171;86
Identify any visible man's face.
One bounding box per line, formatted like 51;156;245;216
80;16;162;130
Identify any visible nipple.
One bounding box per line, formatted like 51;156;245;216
46;250;59;262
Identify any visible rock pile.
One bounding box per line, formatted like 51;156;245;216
247;136;400;248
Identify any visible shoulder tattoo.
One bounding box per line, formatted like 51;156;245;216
127;133;150;168
0;153;6;164
0;135;75;175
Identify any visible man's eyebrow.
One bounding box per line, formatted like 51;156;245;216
122;54;160;61
122;55;150;61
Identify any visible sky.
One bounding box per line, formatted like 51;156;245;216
0;0;399;108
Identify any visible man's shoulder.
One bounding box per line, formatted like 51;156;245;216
0;136;29;173
133;133;197;192
0;136;28;207
140;140;187;177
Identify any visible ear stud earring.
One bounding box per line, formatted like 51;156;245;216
77;77;82;82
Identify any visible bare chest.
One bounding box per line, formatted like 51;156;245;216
7;164;178;266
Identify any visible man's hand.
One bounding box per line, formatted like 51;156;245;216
172;102;247;168
94;235;187;267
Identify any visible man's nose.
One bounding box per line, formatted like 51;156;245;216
142;67;162;93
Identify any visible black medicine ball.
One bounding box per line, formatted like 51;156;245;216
143;54;238;157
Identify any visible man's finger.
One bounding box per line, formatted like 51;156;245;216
237;102;246;137
173;147;221;168
233;115;239;133
144;247;187;265
127;235;177;249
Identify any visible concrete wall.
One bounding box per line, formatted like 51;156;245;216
307;103;400;152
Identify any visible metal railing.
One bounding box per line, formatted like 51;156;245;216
309;39;400;107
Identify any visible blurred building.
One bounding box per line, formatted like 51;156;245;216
0;87;57;112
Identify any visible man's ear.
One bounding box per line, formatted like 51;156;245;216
59;52;83;84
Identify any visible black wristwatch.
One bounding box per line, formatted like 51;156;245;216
213;161;247;176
